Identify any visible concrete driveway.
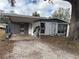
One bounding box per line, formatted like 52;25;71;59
0;36;79;59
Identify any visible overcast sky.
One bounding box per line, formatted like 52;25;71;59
0;0;71;17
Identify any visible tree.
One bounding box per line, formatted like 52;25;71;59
0;10;8;24
52;8;71;23
65;0;79;40
8;0;16;7
0;15;8;24
32;11;40;17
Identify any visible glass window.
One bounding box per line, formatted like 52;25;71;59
41;23;45;28
58;24;67;34
41;30;45;33
41;23;45;33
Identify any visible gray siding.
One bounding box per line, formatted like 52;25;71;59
10;22;29;35
10;23;20;34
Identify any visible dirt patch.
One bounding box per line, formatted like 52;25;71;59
0;36;79;59
40;36;79;55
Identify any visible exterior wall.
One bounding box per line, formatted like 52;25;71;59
28;22;40;35
10;23;20;34
30;21;57;36
42;22;57;36
10;22;29;35
39;21;68;36
10;21;68;37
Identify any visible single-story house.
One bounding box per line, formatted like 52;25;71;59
3;13;70;37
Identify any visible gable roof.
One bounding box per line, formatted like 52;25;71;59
37;18;68;23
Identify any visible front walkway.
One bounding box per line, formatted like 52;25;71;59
0;36;79;59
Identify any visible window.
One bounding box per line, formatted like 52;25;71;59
58;24;67;34
41;23;45;28
41;29;45;33
40;23;45;33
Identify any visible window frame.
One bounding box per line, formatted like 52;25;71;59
57;23;67;35
40;22;45;34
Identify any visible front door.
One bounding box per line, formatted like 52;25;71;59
20;24;25;34
49;23;56;36
24;24;29;35
20;23;29;35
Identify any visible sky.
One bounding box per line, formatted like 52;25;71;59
0;0;72;17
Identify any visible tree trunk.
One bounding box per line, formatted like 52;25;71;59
66;0;79;40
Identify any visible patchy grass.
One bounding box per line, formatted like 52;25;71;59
40;36;79;55
0;29;6;41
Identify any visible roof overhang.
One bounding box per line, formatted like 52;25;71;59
3;13;47;23
3;13;69;23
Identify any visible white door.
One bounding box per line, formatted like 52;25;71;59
49;23;56;36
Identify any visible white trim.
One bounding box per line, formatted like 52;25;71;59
56;23;58;35
66;24;70;37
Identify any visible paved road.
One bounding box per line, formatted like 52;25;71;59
0;38;79;59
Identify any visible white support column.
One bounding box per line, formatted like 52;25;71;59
56;23;58;35
66;24;70;37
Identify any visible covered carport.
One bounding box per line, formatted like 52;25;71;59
3;13;46;36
